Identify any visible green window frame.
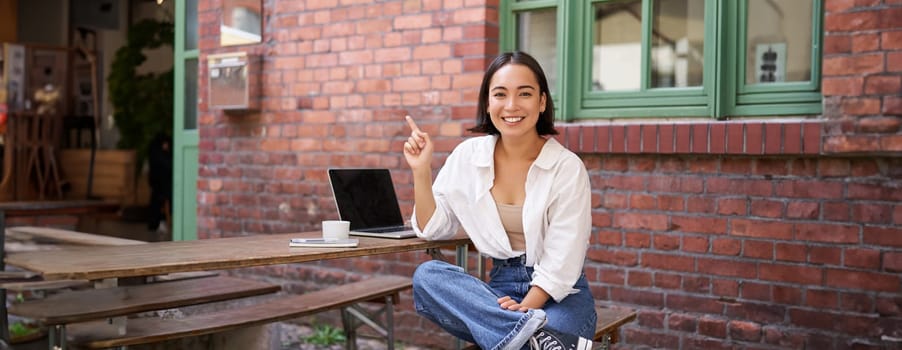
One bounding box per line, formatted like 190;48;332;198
500;0;823;120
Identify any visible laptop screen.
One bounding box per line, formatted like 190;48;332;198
328;169;405;231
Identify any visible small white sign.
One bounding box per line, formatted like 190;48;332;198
754;43;786;83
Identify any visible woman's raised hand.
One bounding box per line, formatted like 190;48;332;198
403;115;433;171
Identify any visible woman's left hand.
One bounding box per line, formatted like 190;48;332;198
498;286;550;312
497;296;529;312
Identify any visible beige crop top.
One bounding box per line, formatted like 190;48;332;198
496;203;526;252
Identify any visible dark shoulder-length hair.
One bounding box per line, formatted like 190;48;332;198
467;51;557;136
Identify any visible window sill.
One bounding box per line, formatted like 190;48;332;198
557;120;824;156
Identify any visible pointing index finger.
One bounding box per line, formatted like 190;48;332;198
405;115;421;133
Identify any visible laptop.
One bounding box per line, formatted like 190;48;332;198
328;168;417;239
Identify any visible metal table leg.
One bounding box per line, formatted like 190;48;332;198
454;243;469;350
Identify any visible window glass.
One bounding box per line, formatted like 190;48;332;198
517;8;557;92
231;7;262;35
184;58;198;130
745;0;813;84
501;0;822;118
592;1;642;91
185;0;198;50
651;0;705;88
221;0;263;46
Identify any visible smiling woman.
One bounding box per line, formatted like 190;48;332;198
485;64;548;144
401;52;597;350
470;52;557;138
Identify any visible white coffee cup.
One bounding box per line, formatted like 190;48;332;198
322;220;351;240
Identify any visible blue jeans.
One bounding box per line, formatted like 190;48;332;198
412;258;596;350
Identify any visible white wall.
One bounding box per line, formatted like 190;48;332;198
132;0;174;76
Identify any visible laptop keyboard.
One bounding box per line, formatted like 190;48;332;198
358;226;407;233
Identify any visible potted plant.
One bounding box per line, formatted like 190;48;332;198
107;18;174;174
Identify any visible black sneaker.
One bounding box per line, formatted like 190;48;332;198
529;327;593;350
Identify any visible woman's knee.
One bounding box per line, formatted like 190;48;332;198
414;260;446;286
414;259;441;276
416;259;462;275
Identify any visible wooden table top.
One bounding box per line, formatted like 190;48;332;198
5;232;470;281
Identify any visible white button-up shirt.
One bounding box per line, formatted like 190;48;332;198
412;135;592;302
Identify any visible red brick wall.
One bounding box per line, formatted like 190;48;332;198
195;0;900;349
196;1;498;348
196;0;497;237
822;0;902;153
578;154;901;350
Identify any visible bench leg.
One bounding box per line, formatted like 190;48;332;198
594;332;612;350
342;308;356;350
340;294;397;350
48;324;66;350
386;298;395;348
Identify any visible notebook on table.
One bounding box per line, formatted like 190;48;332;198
328;168;417;239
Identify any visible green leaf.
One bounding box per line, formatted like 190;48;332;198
303;324;346;346
9;321;38;338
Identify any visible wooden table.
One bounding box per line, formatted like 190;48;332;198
0;200;120;342
6;232;470;281
4;230;471;346
0;200;121;274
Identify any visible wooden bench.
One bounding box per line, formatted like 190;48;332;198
10;276;280;325
463;306;637;350
594;306;637;349
0;279;92;293
9;276;280;349
2;226;236;347
64;275;414;349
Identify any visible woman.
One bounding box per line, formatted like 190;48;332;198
402;51;595;350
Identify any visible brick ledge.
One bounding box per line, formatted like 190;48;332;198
557;121;824;156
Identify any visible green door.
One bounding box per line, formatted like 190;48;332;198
172;0;198;241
